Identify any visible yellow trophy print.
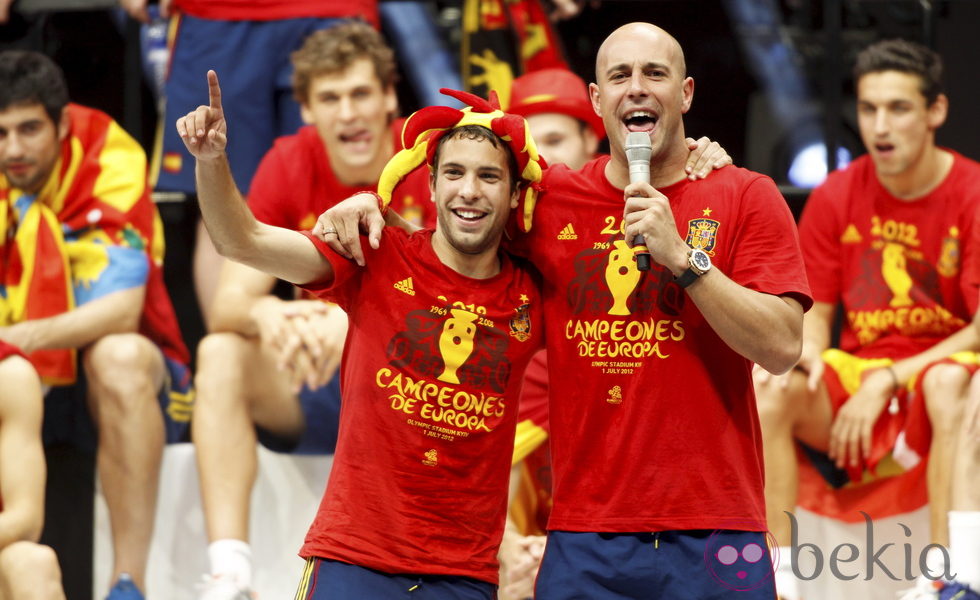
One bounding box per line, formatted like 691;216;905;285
437;309;479;384
881;242;914;307
605;240;642;316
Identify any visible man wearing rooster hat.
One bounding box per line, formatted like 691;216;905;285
178;69;552;597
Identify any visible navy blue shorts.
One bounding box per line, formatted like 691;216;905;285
293;558;496;600
153;14;342;195
256;376;341;455
535;530;777;600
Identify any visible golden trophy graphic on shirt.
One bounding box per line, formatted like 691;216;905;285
438;309;479;384
882;242;914;307
605;240;642;316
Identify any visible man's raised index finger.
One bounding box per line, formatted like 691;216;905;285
207;70;222;110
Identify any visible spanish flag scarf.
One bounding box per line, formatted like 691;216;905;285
0;103;167;385
0;150;78;384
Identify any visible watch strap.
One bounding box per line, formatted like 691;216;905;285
675;268;700;288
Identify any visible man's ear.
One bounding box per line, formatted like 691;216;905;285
589;82;602;119
927;93;948;130
680;76;694;114
384;85;398;122
300;102;315;125
57;106;70;142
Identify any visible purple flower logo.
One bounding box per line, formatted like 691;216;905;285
703;526;778;592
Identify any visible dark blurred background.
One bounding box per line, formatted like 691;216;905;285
6;1;979;178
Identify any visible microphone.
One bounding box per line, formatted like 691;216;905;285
625;131;652;271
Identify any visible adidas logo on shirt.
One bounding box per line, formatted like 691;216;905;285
840;224;863;244
557;224;578;240
394;277;416;296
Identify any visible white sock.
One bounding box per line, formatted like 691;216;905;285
949;511;980;591
773;546;799;600
208;539;252;587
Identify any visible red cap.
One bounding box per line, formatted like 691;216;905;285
507;68;605;139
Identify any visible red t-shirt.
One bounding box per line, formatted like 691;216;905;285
248;120;433;232
800;151;980;360
298;228;544;584
173;0;378;25
516;350;549;434
510;350;553;535
512;157;811;533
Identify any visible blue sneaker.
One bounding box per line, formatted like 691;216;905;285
940;582;980;600
105;574;144;600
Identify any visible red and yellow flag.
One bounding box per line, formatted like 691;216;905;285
461;0;568;106
0;104;188;385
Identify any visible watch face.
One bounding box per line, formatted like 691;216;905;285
692;250;711;271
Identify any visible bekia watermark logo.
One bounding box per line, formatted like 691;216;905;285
788;512;954;582
704;513;955;593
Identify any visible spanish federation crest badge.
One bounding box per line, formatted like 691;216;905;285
686;218;720;254
937;229;960;278
509;294;532;342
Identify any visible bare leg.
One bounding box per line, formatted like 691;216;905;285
0;355;45;542
952;373;980;511
0;542;66;600
947;373;980;592
921;363;971;546
193;332;304;543
194;220;224;329
753;368;833;545
84;333;166;592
